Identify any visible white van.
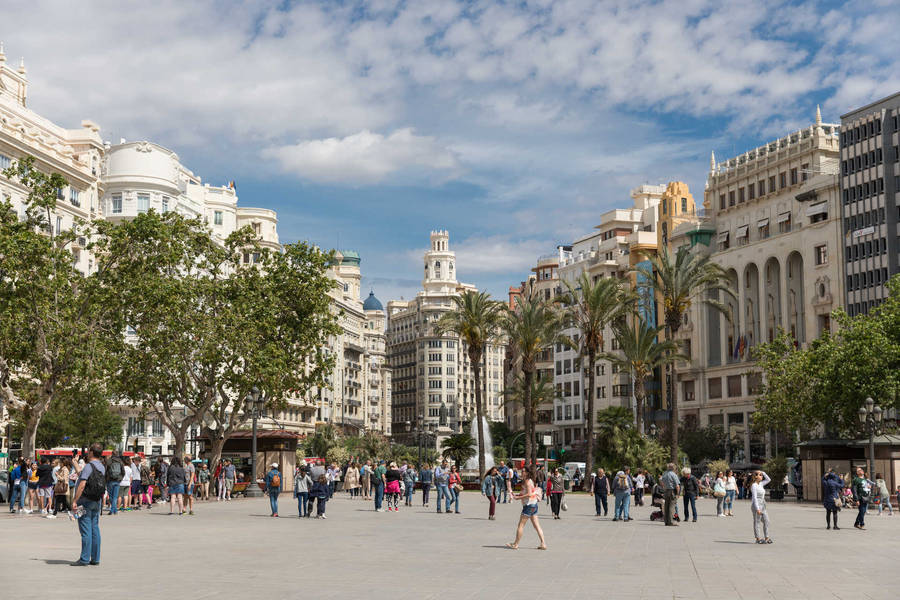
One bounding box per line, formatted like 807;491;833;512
563;462;587;481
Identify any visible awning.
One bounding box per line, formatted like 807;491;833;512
776;212;791;223
736;225;749;238
757;218;769;228
806;202;828;217
717;231;729;242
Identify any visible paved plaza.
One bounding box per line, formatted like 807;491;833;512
1;492;895;599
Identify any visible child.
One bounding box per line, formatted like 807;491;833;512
310;474;329;519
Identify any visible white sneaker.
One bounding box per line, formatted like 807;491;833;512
45;514;56;519
321;515;327;519
24;509;33;514
40;509;47;515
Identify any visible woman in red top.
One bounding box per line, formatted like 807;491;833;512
448;465;462;514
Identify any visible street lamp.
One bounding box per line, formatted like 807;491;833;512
244;386;266;498
858;396;883;478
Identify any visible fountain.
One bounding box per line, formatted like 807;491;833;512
464;416;494;473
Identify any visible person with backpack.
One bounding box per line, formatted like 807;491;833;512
265;462;281;517
498;463;509;503
612;469;633;522
105;455;124;515
72;443;106;566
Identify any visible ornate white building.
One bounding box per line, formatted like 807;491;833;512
387;231;506;441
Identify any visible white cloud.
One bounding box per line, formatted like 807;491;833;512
261;128;460;184
404;235;554;277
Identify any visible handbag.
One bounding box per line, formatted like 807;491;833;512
54;479;68;495
561;500;568;511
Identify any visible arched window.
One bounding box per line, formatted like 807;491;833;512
435;261;441;278
661;222;668;246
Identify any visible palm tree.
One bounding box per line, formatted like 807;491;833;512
558;272;634;479
503;374;561;460
503;289;564;467
595;406;639;462
602;317;685;435
435;290;504;478
441;433;476;468
635;245;734;461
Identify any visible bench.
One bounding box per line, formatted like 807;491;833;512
231;482;251;497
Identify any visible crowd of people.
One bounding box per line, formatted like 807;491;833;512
6;448;897;563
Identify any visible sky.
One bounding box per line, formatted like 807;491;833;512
3;0;899;303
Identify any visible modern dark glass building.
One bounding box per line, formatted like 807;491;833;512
840;92;900;315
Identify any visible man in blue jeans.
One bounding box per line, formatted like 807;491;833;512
434;460;452;513
265;463;281;517
73;443;105;566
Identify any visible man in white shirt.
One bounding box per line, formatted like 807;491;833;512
634;470;646;506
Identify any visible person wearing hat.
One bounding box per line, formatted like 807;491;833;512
265;462;282;517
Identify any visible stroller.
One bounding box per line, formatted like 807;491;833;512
650;485;680;522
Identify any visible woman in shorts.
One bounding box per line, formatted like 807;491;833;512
506;466;547;550
167;456;186;515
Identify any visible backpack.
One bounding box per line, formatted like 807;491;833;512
107;459;124;483
83;464;107;502
271;472;281;488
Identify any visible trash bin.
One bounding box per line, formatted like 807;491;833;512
563;479;570;491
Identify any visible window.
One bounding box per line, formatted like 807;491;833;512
556;406;562;421
801;163;809;181
708;376;722;399
596;364;605;376
727;375;742;397
738;187;745;203
719;194;726;210
681;197;687;212
661;199;667;214
56;187;65;200
0;154;10;169
768;175;776;193
683;380;695;401
565;404;572;420
127;417;145;436
779;172;786;188
778;213;791;234
137;193;150;214
814;244;827;265
555;361;562;375
564;382;571;396
612;384;631;397
728;190;735;206
214;210;223;225
597;386;606;398
69;188;80;207
152;419;164;437
162;196;169;212
573;404;580;420
252;222;261;236
573;381;580;397
748;182;755;200
428;380;442;389
111;193;122;214
790;168;798;185
758;179;765;196
55;216;62;235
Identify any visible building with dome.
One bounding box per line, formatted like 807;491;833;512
386;231;506;441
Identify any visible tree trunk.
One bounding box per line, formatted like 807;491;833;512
585;349;596;488
472;348;486;478
172;429;186;460
22;387;54;459
668;325;679;463
207;436;227;477
523;369;533;468
635;378;645;435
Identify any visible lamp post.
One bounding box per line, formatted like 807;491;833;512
245;386;265;498
858;396;883;478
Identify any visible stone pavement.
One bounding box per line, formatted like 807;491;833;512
0;492;895;599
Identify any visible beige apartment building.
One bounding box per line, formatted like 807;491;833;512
387;231;505;443
682;111;845;462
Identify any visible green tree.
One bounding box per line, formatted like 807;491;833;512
753;279;899;437
557;272;633;477
678;424;728;464
305;424;340;459
95;211;338;460
635;245;734;462
602;318;683;435
503;374;558;460
435;290;504;478
440;433;476;469
503;289;564;467
0;157;122;458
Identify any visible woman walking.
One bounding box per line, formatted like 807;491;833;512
448;464;463;514
750;470;772;544
385;462;402;512
481;466;501;520
420;463;433;507
506;466;546;550
724;470;737;516
294;466;313;518
53;458;72;516
167;456;186;516
360;461;372;500
547;467;565;519
875;473;893;515
713;471;726;517
822;468;843;529
345;462;360;498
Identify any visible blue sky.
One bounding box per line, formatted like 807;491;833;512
3;0;899;302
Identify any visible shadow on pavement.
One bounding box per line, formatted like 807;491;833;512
712;540;756;544
36;559;72;565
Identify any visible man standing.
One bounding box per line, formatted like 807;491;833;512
130;455;142;510
681;468;700;522
36;457;54;516
72;443;106;566
373;460;386;512
265;462;281;517
433;460;452;514
634;470;646;506
105;454;124;515
157;457;169;504
223;459;236;501
590;467;609;516
852;466;872;530
660;463;681;526
183;454;196;516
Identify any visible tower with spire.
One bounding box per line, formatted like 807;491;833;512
422;229;458;294
0;41;28;107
